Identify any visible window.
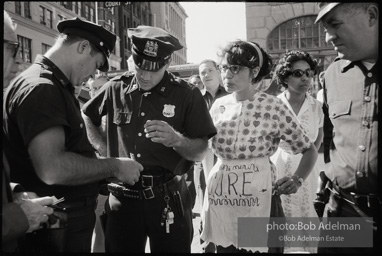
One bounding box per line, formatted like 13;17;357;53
42;43;51;55
24;2;31;19
15;2;22;15
112;21;115;34
78;2;82;16
40;6;46;25
40;6;53;28
85;5;90;20
73;2;78;13
124;14;127;27
47;9;53;28
18;35;32;63
267;15;329;51
62;2;72;11
90;8;95;23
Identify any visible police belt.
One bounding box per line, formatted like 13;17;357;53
329;181;381;210
108;175;182;200
56;194;98;212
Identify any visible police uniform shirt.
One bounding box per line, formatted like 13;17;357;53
323;58;378;194
3;55;99;198
82;71;217;173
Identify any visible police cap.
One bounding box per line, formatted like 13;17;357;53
128;25;183;72
315;3;341;23
57;17;117;72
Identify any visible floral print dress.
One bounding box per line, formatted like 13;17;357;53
201;92;311;251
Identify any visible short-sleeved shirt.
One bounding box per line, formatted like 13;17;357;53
82;71;217;173
209;92;311;161
203;86;229;110
3;55;99;198
323;58;378;193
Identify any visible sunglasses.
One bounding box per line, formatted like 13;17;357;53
290;69;315;78
218;64;249;74
4;39;20;58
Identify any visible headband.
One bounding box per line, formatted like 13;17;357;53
248;42;263;69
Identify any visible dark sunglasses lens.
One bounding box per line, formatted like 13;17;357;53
293;70;304;77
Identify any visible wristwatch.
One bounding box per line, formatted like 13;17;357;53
291;175;304;186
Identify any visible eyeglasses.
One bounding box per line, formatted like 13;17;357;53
290;69;315;78
218;64;249;74
4;39;20;58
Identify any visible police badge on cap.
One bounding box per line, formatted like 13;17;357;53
128;26;183;72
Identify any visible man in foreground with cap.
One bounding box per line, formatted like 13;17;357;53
3;17;143;252
315;3;380;253
82;25;216;253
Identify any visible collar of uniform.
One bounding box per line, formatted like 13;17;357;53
34;55;70;87
339;59;355;73
151;71;171;97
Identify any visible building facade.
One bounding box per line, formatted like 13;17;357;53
246;2;338;94
4;2;157;74
117;2;153;70
150;2;188;65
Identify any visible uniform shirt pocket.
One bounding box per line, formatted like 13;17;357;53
329;100;352;119
113;111;132;125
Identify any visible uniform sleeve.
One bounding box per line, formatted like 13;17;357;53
277;99;311;154
12;84;70;147
183;87;217;139
82;81;111;127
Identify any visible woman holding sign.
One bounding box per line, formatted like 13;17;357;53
201;40;318;253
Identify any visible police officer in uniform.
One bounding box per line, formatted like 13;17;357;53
3;17;143;252
314;3;380;253
82;26;217;253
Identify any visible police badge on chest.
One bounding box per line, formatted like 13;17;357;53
163;104;175;118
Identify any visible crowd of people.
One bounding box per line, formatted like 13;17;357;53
2;2;380;254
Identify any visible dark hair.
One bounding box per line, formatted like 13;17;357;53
273;50;318;88
59;33;102;57
217;40;272;84
199;59;218;70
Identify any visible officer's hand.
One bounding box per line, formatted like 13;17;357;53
115;157;143;185
18;197;55;232
13;191;39;203
274;176;299;195
144;120;181;147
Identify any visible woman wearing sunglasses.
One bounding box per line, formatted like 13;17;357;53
201;42;317;253
271;51;324;253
